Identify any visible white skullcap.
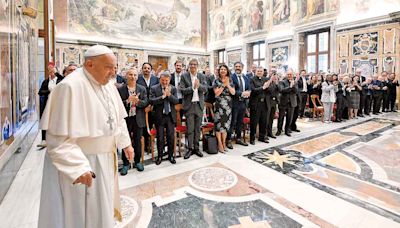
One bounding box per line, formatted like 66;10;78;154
84;45;113;58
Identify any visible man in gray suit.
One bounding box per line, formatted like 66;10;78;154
277;70;297;137
180;59;207;159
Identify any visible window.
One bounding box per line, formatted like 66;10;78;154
306;30;329;73
218;49;226;64
252;42;266;68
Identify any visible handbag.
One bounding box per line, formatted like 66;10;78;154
203;135;218;154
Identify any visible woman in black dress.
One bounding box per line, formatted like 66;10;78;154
213;64;235;153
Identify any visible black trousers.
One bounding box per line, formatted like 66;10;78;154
359;92;366;115
122;116;143;166
250;102;267;141
383;92;390;111
228;101;246;140
336;95;345;121
156;114;175;158
299;92;308;117
373;93;383;113
278;105;294;133
389;92;397;111
266;104;276;136
364;95;372;115
290;105;299;130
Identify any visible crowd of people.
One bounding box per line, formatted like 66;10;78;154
36;45;399;228
39;57;400;176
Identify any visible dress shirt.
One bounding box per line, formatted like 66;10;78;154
191;73;200;102
48;76;58;92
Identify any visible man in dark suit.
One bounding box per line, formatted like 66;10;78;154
170;60;184;104
38;64;64;147
118;68;148;174
137;62;160;151
355;69;366;117
372;75;384;114
265;73;279;138
297;70;308;118
277;70;297;137
249;67;269;145
227;62;250;148
246;63;257;78
334;74;345;121
180;59;207;159
381;71;390;112
150;71;179;165
387;73;399;112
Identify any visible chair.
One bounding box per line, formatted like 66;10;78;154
310;95;324;121
241;116;250;143
175;104;186;157
145;106;157;161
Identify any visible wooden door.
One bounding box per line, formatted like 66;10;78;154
148;56;169;74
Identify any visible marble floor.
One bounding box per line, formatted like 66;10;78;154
1;113;400;228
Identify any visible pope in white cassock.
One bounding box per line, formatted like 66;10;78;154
38;45;134;228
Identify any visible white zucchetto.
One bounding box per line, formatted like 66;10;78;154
84;45;114;58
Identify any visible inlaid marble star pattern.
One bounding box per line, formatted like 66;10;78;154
254;150;299;170
247;117;400;223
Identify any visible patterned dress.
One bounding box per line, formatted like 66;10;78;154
213;79;233;133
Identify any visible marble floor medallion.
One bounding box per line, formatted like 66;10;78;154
114;195;138;228
189;167;238;192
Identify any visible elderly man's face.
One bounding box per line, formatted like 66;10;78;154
160;76;170;87
286;71;294;80
86;54;117;85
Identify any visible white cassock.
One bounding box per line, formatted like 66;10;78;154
38;67;131;228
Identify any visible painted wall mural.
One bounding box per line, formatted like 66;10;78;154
67;0;202;47
230;8;243;37
247;0;265;32
272;0;290;25
300;0;325;19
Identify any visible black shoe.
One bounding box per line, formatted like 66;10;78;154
236;139;248;146
184;150;192;159
258;139;269;143
250;140;255;145
285;132;291;137
359;114;365;117
288;129;292;133
292;129;300;132
194;149;203;157
276;131;282;136
155;157;162;165
168;157;176;164
268;134;276;139
226;141;233;149
119;165;130;176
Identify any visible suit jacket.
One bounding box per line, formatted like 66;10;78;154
150;84;179;124
118;84;148;128
179;72;207;112
249;76;267;109
205;74;216;103
265;82;279;108
231;73;250;105
278;78;297;108
246;72;255;78
137;74;159;100
38;76;64;115
297;76;309;93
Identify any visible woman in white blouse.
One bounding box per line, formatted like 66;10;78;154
321;74;338;123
